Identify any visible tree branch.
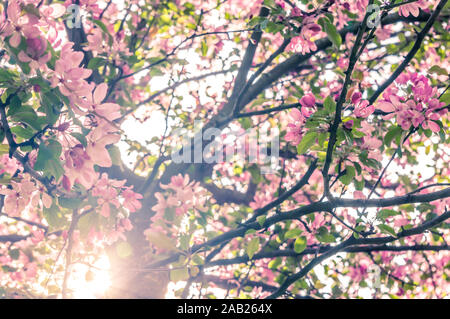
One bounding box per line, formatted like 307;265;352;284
368;0;448;104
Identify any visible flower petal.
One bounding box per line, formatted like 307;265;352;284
94;83;108;105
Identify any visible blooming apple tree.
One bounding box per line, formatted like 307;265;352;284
0;0;449;299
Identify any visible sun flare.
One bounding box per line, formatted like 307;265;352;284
68;254;112;299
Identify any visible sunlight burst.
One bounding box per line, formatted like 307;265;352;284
68;255;112;299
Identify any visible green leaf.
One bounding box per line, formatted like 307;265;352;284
318;132;327;147
34;144;52;171
297;131;316;155
11;111;41;131
294;236;307;253
201;40;208;57
22;3;40;18
340;165;355;185
256;215;266;227
40;91;62;125
268;258;282;270
428;65;448;76
352;129;365;138
58;197;83;209
377;224;396;236
239;117;252;130
323;96;336;113
263;0;277;8
377;209;400;220
10;126;34;139
384;126;402;147
316;226;335;243
179;234;190;251
192;254;204;265
246;237;260;259
87;57;105;70
0;69;18;83
245;229;256;235
108;145;122;166
354;178;364;191
93;20;113;46
170;267;190;282
34;139;63;180
266;21;284;34
248;164;262;183
440;90;450;104
116;241;133;258
146;232;178;251
353;162;362;175
46;159;64;181
70;132;87;148
77;211;99;237
285;228;302;239
8;95;22;113
323;19;342;48
0;144;9;155
43;202;68;230
9;249;20;260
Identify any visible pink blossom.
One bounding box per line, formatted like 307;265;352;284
86;132;120;168
152;192;177;215
285;108;305;146
353;191;365;199
50;43;92;97
362;136;382;150
288;17;320;54
86;28;104;56
30;230;45;245
64;144;96;189
24;262;38;279
18;36;51;70
354;100;374;118
398;0;427;17
3;1;40;48
122;188;143;212
377;90;444;132
0;179;36;216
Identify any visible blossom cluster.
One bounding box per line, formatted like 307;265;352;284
376;73;446;132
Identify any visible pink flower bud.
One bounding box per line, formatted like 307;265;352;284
351;92;362;104
344;119;354;129
57;122;70;132
300;93;316;108
308;24;321;33
62;175;71;191
26;37;46;59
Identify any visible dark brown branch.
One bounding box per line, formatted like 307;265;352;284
203;182;257;205
322;0;373;199
147;188;450;270
0;234;29;243
236;103;301;118
206;244;450;267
